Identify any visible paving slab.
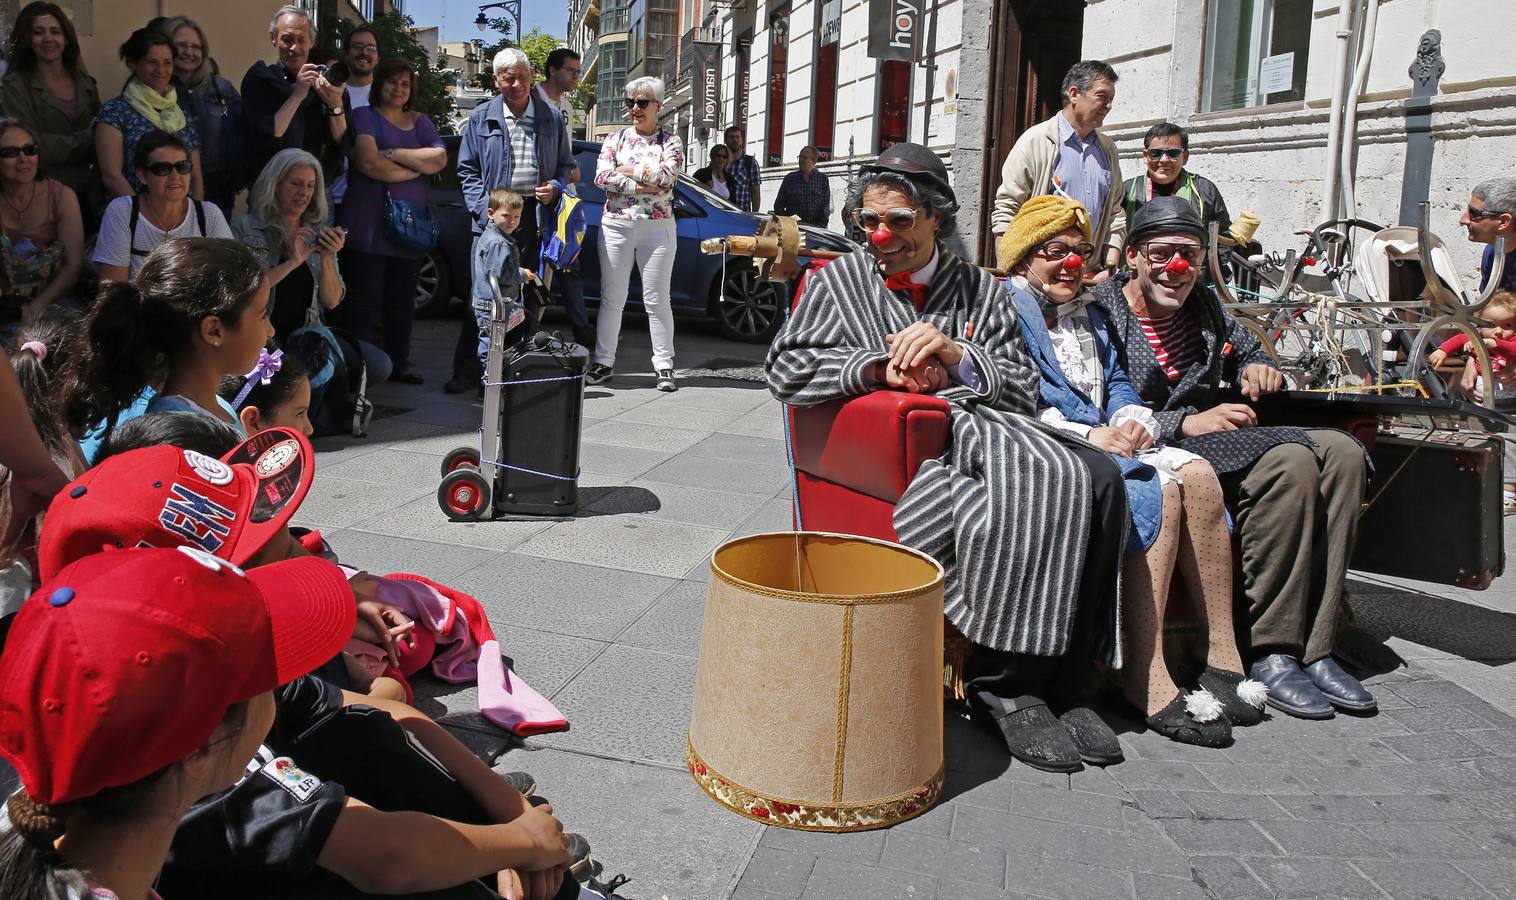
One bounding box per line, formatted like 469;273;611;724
301;320;1516;899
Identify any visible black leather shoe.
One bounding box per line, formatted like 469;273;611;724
1304;656;1377;712
443;377;474;394
390;368;424;385
979;703;1083;773
1056;704;1123;765
1197;666;1268;727
1249;654;1334;719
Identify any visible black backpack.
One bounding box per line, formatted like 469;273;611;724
284;325;373;438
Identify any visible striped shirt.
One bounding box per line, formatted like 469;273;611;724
1136;309;1203;381
502;101;539;192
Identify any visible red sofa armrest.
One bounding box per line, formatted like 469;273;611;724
788;391;952;503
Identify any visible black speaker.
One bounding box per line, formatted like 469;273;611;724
492;340;588;515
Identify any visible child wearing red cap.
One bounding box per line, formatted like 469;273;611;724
40;426;595;899
57;238;274;462
0;546;369;900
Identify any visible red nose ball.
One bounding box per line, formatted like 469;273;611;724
1061;253;1084;271
869;226;892;247
1164;257;1191;276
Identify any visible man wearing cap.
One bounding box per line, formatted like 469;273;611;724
991;60;1124;275
0;546;360;900
1095;196;1374;720
768;143;1129;773
38;429;585;898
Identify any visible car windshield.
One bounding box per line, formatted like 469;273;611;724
677;175;742;212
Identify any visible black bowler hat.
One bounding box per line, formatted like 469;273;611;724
860;143;956;205
1127;196;1207;246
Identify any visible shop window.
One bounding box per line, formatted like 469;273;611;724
877;60;910;153
765;8;790;167
1202;0;1312;112
810;0;841;161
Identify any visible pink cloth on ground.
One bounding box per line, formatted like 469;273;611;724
342;567;570;736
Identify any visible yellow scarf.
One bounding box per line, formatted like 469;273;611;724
122;78;186;135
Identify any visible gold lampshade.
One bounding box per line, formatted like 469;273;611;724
687;532;945;831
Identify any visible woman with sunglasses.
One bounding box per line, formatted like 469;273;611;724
693;145;731;201
1000;194;1263;749
0;118;83;330
588;76;684;392
95;27;203;201
0;2;101;227
93;130;232;283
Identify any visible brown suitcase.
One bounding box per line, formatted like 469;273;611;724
1351;430;1505;588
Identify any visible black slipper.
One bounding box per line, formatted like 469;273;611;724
978;703;1083;773
1056;704;1124;765
1197;666;1268;727
1144;689;1232;748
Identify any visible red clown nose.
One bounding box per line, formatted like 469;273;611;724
1164;257;1191;276
1061;253;1084;271
869;226;892;247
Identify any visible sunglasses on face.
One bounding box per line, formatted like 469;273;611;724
0;144;39;159
1468;205;1505;221
1138;242;1204;264
1145;147;1183;160
1034;240;1096;261
624;97;655;109
852;207;919;233
145;160;193;177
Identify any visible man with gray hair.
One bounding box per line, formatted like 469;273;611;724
447;47;576;392
239;5;348;186
990;60;1124;275
1461;176;1516;292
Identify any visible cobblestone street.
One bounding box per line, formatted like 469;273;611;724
305;318;1516;900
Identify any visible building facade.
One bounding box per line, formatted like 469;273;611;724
1082;0;1516;278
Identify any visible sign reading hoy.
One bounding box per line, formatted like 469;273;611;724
868;0;920;61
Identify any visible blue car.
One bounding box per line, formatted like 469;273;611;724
421;137;855;343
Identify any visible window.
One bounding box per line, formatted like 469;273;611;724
765;8;790;167
596;40;630;125
810;0;841;161
877;60;910;153
1202;0;1312;112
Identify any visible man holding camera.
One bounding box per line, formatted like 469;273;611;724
240;4;348;187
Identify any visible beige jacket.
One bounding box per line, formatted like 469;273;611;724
990;113;1125;266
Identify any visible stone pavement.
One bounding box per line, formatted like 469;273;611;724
307;316;1516;900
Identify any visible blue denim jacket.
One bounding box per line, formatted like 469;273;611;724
471;223;522;312
458;94;576;234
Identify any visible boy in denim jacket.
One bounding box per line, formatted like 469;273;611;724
470;188;535;370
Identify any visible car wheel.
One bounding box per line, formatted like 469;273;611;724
711;261;785;343
414;249;452;317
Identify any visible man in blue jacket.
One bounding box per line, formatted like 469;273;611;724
448;47;576;392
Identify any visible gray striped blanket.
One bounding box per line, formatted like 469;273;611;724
767;247;1105;659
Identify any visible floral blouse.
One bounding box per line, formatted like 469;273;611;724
594;127;684;221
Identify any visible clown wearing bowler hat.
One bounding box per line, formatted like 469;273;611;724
765;143;1131;773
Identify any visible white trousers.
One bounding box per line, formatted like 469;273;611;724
595;216;677;370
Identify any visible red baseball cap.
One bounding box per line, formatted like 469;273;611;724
0;546;356;805
38;428;314;580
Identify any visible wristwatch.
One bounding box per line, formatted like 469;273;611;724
383;149;396;161
326;105;345;117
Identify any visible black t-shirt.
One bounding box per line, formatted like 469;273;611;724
273;258;317;342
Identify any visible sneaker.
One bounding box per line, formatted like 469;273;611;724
501;770;536;797
656;368;678;392
585;364;614;386
583;874;632;898
565;832;594;881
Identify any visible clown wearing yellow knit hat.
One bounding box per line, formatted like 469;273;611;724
998;194;1100;319
996;194;1093;272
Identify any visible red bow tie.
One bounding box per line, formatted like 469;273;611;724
884;271;928;311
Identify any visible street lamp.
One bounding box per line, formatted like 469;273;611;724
475;1;522;46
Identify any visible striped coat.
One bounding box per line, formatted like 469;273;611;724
767;247;1105;659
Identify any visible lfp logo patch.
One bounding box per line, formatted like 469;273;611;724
159;484;236;553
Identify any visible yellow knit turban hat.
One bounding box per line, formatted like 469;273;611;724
996;195;1093;270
